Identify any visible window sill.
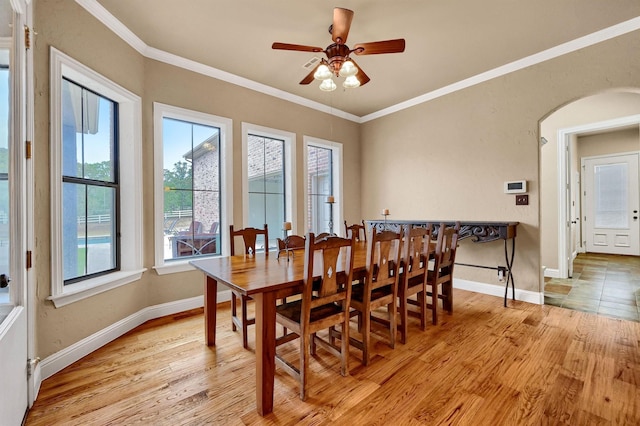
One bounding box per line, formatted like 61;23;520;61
153;260;198;276
48;268;147;308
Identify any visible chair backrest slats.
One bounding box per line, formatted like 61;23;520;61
344;220;367;242
366;229;402;293
402;224;433;282
302;233;355;326
434;222;460;276
230;224;269;256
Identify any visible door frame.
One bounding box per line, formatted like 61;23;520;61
556;113;640;278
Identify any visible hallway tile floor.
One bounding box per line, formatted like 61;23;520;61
544;252;640;322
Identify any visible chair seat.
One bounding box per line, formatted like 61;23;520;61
351;282;394;304
276;298;344;324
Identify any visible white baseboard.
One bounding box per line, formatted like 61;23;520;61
37;289;232;394
543;268;560;278
454;278;544;305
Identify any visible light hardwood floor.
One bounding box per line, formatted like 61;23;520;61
26;290;640;425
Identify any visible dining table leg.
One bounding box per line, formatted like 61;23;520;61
253;291;277;416
204;275;218;346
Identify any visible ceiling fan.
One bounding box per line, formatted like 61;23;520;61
272;7;405;91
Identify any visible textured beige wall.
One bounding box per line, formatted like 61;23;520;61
33;1;360;358
361;30;640;292
578;127;640;159
34;0;147;358
540;93;640;271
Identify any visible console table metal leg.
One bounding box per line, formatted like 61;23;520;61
503;237;516;307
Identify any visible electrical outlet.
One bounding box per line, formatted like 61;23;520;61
498;266;506;281
515;194;528;205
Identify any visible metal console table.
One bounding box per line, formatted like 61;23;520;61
367;220;519;307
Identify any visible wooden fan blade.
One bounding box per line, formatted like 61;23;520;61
332;8;354;43
353;39;406;55
272;42;324;52
351;59;370;86
299;65;319;85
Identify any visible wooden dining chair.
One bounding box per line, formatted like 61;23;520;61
274;233;356;400
229;224;269;349
426;222;460;325
315;232;331;241
398;224;434;344
276;234;306;259
344;220;367;241
349;227;402;365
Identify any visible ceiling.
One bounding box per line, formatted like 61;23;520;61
92;0;640;120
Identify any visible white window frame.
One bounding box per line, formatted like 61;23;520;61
153;103;233;274
49;47;144;308
303;136;343;236
242;123;296;236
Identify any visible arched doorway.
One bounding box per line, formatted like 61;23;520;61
540;90;640;321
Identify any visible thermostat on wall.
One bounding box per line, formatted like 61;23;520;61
504;180;527;194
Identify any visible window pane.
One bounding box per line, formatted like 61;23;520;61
163;117;221;260
86;186;116;274
247;133;285;247
62;80;116;182
63;182;86;281
307;145;333;233
83;93;116;182
61;79;82;178
248;135;266;191
265;193;284;249
594;163;628;228
192;126;219;192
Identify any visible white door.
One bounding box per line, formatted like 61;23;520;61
583;153;640;255
0;1;29;424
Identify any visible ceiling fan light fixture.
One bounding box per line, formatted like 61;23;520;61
343;75;360;89
339;60;358;77
313;64;333;81
319;78;337;91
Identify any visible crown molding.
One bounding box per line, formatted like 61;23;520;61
76;1;640;123
75;0;148;55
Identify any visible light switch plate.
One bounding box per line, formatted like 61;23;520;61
515;194;529;205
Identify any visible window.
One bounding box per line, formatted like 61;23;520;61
61;79;119;283
50;48;144;307
242;123;295;248
154;103;232;274
304;136;343;235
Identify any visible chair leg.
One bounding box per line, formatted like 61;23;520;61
431;287;438;325
362;308;371;366
241;296;249;349
443;281;453;313
340;320;349;376
399;293;408;344
300;332;310;401
388;302;396;349
418;290;426;330
310;332;317;355
231;292;238;331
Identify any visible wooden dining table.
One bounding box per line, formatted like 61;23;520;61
190;240;368;416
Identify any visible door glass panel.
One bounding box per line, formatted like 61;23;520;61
594;163;628;228
0;48;9;306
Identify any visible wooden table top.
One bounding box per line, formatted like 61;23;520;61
190;241;369;296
